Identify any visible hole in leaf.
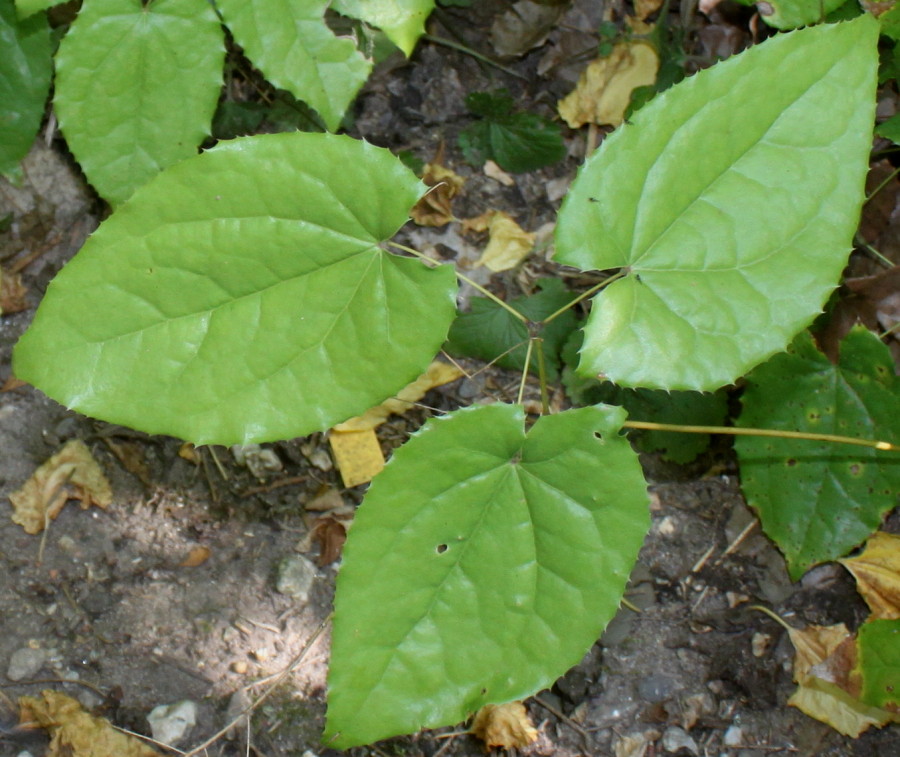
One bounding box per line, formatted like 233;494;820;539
436;544;448;554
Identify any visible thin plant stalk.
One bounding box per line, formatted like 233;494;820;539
623;420;899;452
541;271;625;325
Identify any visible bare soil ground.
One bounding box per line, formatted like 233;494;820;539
2;2;899;755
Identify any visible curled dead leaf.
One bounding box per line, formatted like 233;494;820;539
840;532;900;620
471;701;538;750
9;439;113;535
410;162;466;227
463;210;536;272
180;545;211;568
558;41;659;128
0;266;28;314
19;690;161;757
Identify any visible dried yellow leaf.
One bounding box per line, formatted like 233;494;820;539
19;690;162;757
9;439;113;535
464;210;536;272
334;360;463;432
471;701;538;750
330;429;385;487
840;532;900;619
785;623;899;736
558;41;659;128
634;0;664;20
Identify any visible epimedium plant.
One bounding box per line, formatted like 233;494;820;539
9;12;900;750
3;0;435;201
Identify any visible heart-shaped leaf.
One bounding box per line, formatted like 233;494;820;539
217;0;371;132
555;17;878;391
14;132;458;445
327;403;649;747
53;0;225;205
736;327;900;579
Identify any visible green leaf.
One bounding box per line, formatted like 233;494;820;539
757;0;846;29
217;0;371;132
876;113;900;145
14;132;458;445
333;0;434;57
555;17;878;391
564;377;728;463
858;619;900;710
735;327;900;580
13;0;57;18
0;0;51;176
327;403;649;747
53;0;224;205
444;278;578;379
881;3;900;42
459;90;566;173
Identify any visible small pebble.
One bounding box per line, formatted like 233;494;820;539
276;555;317;602
723;725;744;746
7;647;47;681
661;725;698;755
147;700;197;746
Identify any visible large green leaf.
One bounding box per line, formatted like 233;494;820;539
53;0;224;205
858;619;900;711
736;327;900;580
333;0;434;56
0;0;51;176
555;17;878;391
14;132;458;445
327;403;650;747
216;0;371;132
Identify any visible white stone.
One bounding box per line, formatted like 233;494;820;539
147;700;197;746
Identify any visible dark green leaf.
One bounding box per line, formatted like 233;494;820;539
0;0;51;176
445;279;577;379
736;327;900;580
858;618;900;710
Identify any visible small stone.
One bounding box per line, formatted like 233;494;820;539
661;725;698;755
147;700;197;747
7;647;47;681
276;555;317;602
231;660;248;674
723;725;743;746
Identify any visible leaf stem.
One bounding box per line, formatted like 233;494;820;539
854;234;895;269
422;34;528;80
541;271;625;325
534;338;550;415
388;241;529;323
517;340;535;405
622;420;899;452
865;164;900;205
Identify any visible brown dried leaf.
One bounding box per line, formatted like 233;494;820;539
19;690;161;757
1;375;27;392
180;545;211;568
490;0;563;58
9;439;113;535
178;442;201;464
471;702;538;750
410;162;466;227
309;514;352;565
103;438;152;487
0;266;28;314
840;532;900;619
558;41;659;128
635;0;665;20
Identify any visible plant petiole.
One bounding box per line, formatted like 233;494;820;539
623;420;899;452
541;271;625;325
387;241;529;324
